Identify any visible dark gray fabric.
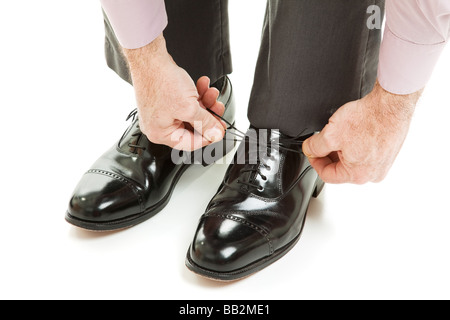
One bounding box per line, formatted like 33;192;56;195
103;0;232;86
103;0;384;136
104;11;132;84
248;0;385;136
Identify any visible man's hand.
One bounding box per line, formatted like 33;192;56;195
302;81;422;184
123;34;226;151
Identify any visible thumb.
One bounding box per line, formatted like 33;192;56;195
302;125;338;158
188;104;225;143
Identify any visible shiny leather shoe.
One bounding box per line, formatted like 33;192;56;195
186;127;324;281
66;76;236;231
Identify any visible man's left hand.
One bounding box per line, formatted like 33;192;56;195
302;81;422;184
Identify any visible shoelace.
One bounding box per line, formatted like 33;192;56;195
125;109;146;153
207;109;310;192
123;108;310;191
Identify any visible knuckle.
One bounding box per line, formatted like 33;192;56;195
354;177;368;185
139;115;167;144
319;175;332;184
144;129;160;143
372;177;384;184
351;172;369;185
321;124;338;149
201;113;213;128
183;105;200;121
372;171;388;183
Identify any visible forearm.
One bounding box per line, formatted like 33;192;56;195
122;34;173;108
365;81;423;129
122;33;169;82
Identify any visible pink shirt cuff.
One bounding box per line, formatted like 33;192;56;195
100;0;168;49
378;26;447;95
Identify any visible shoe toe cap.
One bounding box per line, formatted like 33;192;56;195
67;170;142;223
189;214;272;273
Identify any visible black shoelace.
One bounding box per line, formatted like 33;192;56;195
207;109;310;192
123;108;310;191
125;109;146;153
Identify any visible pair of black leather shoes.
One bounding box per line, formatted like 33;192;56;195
66;77;324;281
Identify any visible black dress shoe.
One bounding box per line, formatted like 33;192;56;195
186;127;324;281
66;77;236;231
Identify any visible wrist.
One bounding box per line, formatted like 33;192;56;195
123;33;171;71
365;80;421;125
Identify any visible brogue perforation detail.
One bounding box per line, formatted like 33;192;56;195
204;212;274;255
87;169;144;212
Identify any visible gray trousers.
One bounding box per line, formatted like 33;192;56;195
104;0;385;137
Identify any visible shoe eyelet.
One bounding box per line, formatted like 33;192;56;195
258;186;264;192
262;175;267;181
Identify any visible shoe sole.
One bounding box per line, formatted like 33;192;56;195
185;176;325;281
65;130;237;232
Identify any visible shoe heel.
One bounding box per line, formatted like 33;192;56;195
312;177;325;198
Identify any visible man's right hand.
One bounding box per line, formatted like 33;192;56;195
123;34;226;151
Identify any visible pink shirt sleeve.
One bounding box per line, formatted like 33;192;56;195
100;0;168;49
378;0;450;94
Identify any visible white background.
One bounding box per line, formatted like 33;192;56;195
1;1;449;300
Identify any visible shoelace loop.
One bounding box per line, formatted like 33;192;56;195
207;109;310;192
125;109;146;153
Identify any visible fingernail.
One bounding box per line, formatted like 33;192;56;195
204;127;223;143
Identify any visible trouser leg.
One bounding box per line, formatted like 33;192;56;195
103;0;233;85
248;0;385;137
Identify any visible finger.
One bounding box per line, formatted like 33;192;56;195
209;101;225;118
220;120;228;131
196;76;211;98
184;104;225;143
309;156;332;177
214;106;227;131
309;157;352;184
201;87;220;109
302;125;339;159
168;126;210;151
196;84;226;130
207;101;227;131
